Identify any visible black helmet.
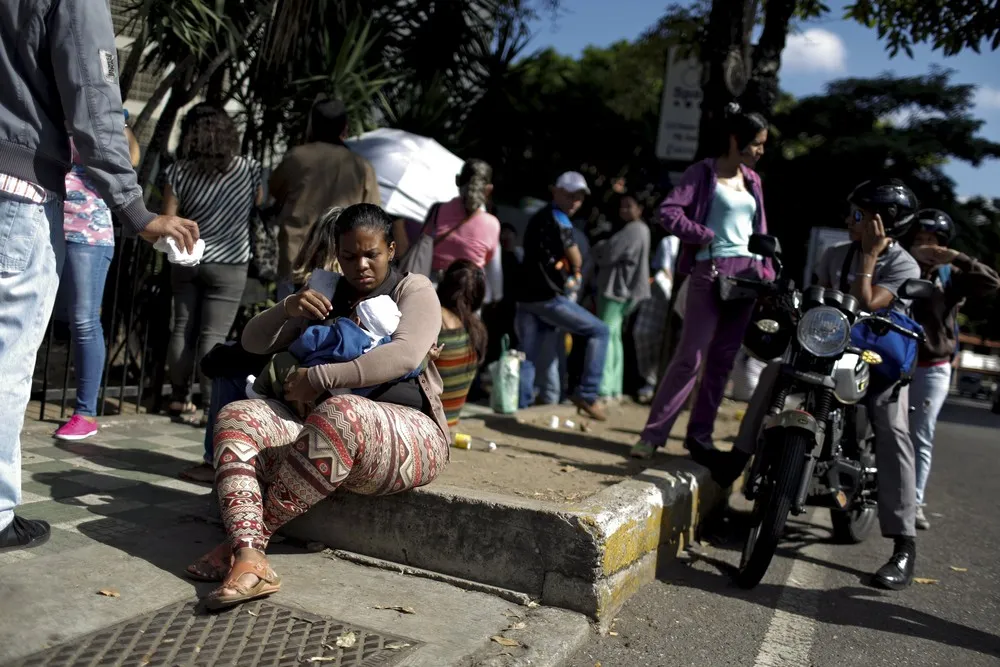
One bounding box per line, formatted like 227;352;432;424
847;179;919;239
914;208;955;245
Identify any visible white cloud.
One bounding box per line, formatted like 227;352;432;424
782;29;847;74
974;85;1000;110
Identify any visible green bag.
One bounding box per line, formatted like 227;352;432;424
488;334;521;415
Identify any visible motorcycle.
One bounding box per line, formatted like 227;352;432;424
730;234;931;589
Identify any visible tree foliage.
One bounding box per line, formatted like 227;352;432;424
124;0;559;173
845;0;1000;57
762;69;1000;335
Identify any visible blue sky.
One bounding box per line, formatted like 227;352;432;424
528;0;1000;198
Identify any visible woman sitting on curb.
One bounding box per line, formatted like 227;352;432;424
186;204;450;609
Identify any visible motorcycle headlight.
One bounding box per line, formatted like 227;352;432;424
796;306;850;357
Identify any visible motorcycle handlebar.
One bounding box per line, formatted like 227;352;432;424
856;315;925;342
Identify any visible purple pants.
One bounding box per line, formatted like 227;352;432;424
640;259;758;446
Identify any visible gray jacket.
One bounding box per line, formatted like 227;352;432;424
594;220;652;303
0;0;154;232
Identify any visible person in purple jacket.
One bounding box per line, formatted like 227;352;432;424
631;102;773;460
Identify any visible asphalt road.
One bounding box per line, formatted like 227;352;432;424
567;397;1000;667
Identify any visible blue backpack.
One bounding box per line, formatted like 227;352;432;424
850;309;924;385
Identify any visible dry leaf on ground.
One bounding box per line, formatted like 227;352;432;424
526;600;540;608
97;588;120;598
491;636;521;647
507;621;527;630
609;631;619;637
914;577;939;585
949;566;968;572
374;605;416;614
502;609;523;619
384;642;411;651
335;631;357;648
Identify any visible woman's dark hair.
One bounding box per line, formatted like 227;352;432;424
722;102;768;154
292;206;343;286
458;159;493;214
308;97;349;145
437;260;488;364
178;104;239;174
334;203;394;247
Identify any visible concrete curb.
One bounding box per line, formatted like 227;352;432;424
25;409;730;626
283;457;728;625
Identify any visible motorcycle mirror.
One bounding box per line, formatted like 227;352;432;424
899;278;935;300
748;234;781;259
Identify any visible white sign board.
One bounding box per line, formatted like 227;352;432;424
655;47;703;162
803;226;851;287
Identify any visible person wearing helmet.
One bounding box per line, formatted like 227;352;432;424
906;209;1000;530
721;178;923;590
816;177;922;589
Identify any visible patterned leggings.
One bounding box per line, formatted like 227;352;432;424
213;394;449;552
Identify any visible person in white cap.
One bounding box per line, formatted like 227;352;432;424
514;171;610;421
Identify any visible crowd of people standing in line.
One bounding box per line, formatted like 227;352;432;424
2;0;997;608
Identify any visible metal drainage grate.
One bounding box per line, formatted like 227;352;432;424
13;599;419;667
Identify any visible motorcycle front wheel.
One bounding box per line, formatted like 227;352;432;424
736;430;810;589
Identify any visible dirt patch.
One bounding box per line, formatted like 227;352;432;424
436;399;746;504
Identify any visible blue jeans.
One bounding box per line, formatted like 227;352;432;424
909;363;952;506
515;297;609;404
0;192;65;531
60;242;114;416
202;373;248;464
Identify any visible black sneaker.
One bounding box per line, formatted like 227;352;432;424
0;515;51;553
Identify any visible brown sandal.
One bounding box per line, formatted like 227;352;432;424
186;544;231;582
179;462;215;485
204;558;281;610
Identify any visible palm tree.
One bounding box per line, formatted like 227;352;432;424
119;0;561;181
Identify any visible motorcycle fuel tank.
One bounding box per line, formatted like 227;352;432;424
833;352;870;404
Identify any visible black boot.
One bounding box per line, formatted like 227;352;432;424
872;537;916;590
712;449;752;488
684;436;717;467
0;515;51;553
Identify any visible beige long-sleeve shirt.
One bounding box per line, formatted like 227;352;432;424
241;273;449;438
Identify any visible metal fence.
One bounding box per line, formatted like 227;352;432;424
32;237;173;420
32;235;272;422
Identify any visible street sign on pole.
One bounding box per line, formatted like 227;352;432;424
655;47;703;162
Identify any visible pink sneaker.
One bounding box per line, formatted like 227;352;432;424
54;415;99;441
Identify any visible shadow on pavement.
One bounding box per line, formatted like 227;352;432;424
656;506;1000;659
29;445;311;606
936;399;1000;430
661;555;1000;659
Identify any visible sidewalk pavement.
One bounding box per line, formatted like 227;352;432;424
1;423;588;667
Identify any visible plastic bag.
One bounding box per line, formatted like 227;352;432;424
488;334;521;414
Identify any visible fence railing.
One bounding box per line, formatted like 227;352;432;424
33;236;172;420
33;232;273;422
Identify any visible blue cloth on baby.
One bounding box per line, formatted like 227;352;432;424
288;320;421;396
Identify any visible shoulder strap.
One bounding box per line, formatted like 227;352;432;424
839;242;859;293
434;205;478;245
421;204;442;237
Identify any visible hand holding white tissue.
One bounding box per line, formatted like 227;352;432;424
153;236;206;266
